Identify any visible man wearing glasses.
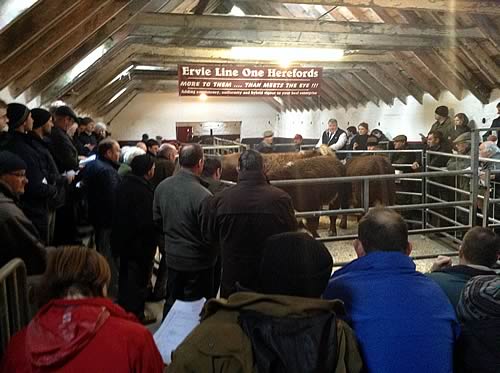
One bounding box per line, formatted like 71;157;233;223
0;151;46;274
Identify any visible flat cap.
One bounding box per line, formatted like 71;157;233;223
453;132;471;144
54;105;79;122
263;130;274;138
393;134;407;142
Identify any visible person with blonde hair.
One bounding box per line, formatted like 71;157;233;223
1;246;163;372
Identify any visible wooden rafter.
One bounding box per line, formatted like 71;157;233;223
0;0;81;64
131;13;485;46
8;0;131;98
363;64;408;104
353;70;394;106
0;0;109;90
235;0;500;15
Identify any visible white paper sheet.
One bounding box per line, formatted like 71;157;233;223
153;298;206;364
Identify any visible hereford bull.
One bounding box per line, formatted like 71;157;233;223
221;147;348;236
337;155;396;229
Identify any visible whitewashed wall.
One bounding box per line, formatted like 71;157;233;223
109;92;278;141
104;88;500;142
277;89;500;141
0;87;41;108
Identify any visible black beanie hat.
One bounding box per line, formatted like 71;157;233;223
457;275;500;321
0;151;27;175
258;232;333;298
435;105;449;117
7;103;30;131
31;108;51;130
130;154;155;176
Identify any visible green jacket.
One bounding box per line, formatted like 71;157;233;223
430;117;454;143
169;292;363;373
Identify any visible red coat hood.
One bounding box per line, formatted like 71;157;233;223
25;297;138;368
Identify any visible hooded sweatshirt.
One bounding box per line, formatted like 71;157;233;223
1;297;163;373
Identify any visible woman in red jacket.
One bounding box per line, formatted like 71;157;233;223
1;246;164;373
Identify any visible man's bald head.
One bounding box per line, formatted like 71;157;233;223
358;208;409;254
158;143;178;161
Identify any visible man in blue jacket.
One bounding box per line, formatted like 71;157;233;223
324;208;459;373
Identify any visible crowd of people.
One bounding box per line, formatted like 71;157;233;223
0;98;499;372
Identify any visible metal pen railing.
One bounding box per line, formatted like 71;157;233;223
0;259;30;356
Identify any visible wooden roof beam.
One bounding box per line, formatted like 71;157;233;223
235;1;500;15
377;63;424;104
341;72;380;106
363;64;409;105
131;12;485;41
353;70;394;106
8;0;131;99
0;0;81;64
0;0;111;91
413;51;464;100
29;0;152;104
433;48;491;103
320;81;348;108
323;78;357;108
391;52;441;101
459;40;500;86
330;74;371;106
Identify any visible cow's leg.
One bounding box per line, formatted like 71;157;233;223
305;217;320;238
328;201;338;236
339;215;347;229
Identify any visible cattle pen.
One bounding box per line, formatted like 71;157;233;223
202;129;500;269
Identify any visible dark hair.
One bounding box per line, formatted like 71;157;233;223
461;227;499;267
358;122;369;130
428;130;444;144
238;150;263;172
97;138;117;158
79;117;94;126
179;143;203;168
454;113;469;127
0;99;7;109
346;126;357;135
38;246;110;307
259;232;333;298
202;157;222;177
141;133;149;141
358;208;408;253
146;139;159;149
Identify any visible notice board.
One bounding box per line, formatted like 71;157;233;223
178;64;322;97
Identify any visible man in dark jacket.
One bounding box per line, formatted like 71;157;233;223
47;106;80;246
455;275;500;373
169;232;363;373
48;105;79;173
5;103;59;245
113;154;157;324
255;130;274;153
28;108;69;245
200;149;297;298
82;138;122;295
0;151;46;274
150;143;177;189
74;117;97;157
428;105;453;143
153;144;215;317
427;227;498;308
201;157;228;195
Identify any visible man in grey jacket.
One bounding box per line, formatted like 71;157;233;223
153;144;216;317
0;151;46;274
